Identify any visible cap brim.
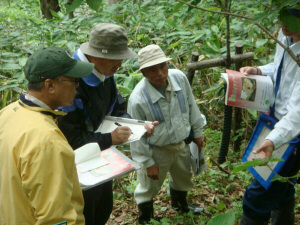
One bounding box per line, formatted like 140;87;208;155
139;57;172;71
80;42;136;60
64;61;94;78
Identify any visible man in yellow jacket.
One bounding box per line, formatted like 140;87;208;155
0;47;93;225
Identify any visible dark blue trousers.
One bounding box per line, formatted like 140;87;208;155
83;180;113;225
243;147;300;222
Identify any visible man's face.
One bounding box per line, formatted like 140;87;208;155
90;57;122;76
281;23;297;37
51;75;79;108
142;62;168;88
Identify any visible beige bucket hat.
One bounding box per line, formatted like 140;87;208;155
138;44;172;70
80;23;136;60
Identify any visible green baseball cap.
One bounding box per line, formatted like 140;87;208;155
25;47;94;83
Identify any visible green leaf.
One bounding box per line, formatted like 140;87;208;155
233;158;283;173
255;39;268;48
211;25;219;34
0;83;19;92
50;10;63;19
18;57;27;67
207;210;235;225
246;109;258;119
1;90;9;108
168;41;181;50
86;0;102;11
206;41;220;54
1;52;21;58
279;8;300;32
252;11;272;24
203;83;221;94
29;17;44;25
2;64;22;70
65;0;83;14
116;85;132;97
123;76;136;91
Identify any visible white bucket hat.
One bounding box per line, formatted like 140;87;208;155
138;44;172;70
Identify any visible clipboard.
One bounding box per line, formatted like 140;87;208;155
242;113;300;189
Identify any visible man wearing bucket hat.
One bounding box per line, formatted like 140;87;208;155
0;47;94;225
127;44;207;224
239;6;300;225
58;23;156;225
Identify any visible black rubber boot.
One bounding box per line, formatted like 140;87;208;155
240;213;268;225
271;199;295;225
170;187;204;215
137;200;154;225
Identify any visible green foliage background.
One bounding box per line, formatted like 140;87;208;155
1;0;300;224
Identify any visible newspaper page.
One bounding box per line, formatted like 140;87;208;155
221;69;274;112
75;143;139;190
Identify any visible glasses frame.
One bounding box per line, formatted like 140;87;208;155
53;78;80;86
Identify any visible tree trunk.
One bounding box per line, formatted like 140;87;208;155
68;0;74;19
40;0;60;20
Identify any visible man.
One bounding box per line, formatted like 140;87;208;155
0;47;94;224
127;44;207;224
239;8;300;225
58;23;156;225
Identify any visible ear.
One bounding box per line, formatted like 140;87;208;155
44;79;56;94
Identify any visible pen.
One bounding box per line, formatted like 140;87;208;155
114;122;133;134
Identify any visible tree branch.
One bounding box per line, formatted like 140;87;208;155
176;0;300;66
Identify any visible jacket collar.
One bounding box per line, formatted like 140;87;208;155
73;49;110;87
19;93;66;119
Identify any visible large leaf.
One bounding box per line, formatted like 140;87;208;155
123;76;136;91
50;10;64;19
279;8;300;32
252;11;272;24
207;210;235;225
255;39;268;48
65;0;83;14
1;64;22;70
1;52;21;58
233;158;283;173
0;83;19;92
86;0;102;11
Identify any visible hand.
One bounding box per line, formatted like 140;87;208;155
111;126;132;145
252;139;274;159
193;136;204;151
143;121;159;137
240;66;261;75
147;164;159;180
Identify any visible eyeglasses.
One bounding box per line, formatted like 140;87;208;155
54;78;80;86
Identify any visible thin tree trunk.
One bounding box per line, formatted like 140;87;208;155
68;0;74;19
40;0;60;20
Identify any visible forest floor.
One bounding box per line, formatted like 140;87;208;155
106;148;300;225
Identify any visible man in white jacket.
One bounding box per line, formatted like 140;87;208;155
128;44;206;224
239;8;300;225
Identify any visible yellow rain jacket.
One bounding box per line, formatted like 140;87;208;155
0;97;85;225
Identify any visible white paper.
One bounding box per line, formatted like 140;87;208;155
246;126;289;181
75;146;140;190
96;116;152;144
74;143;108;173
190;142;207;175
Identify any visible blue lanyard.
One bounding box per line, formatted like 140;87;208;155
270;51;285;117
